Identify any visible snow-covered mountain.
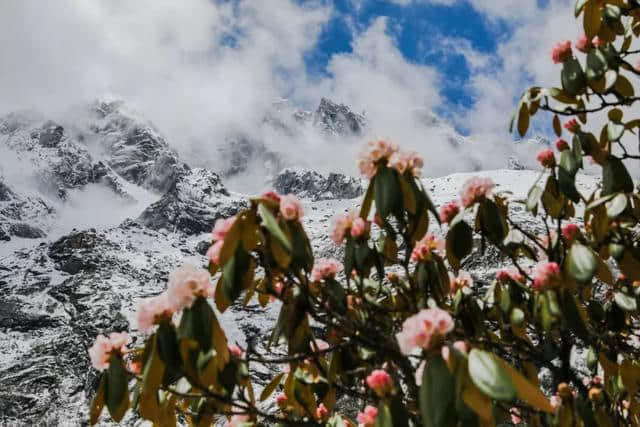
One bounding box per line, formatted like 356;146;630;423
0;98;590;425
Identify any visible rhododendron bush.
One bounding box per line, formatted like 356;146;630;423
88;3;640;426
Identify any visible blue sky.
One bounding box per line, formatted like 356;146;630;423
304;1;509;111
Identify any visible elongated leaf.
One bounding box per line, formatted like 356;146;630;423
468;349;516;401
562;58;586;96
90;375;106;425
178;297;214;353
446;220;473;272
495;358;555;413
260;373;285;401
614;291;637;312
258;203;291;251
583;0;601;38
375;403;393;427
360;180;375;218
139;335;164;422
553;115;562;137
420;354;456;427
567;243;597;284
603;157;634;195
558;166;581;203
105;356;130;422
606;193;627;218
526;185;544;213
374;167;399;219
517;102;529;137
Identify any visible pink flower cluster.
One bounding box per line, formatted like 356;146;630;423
331;210;370;244
449;270;473;294
439;200;460;224
357;405;378;427
167;264;214;311
551;40;572;64
564;118;580;133
562;223;581;242
316;403;329;419
388;150;424;177
460;176;494;208
532;261;561;291
229;344;244;358
88;332;130;371
410;233;444;262
207;215;236;265
555;138;569;151
137;293;174;334
575;34;591;53
366;369;393;396
496;268;525;284
396;307;454;355
358;140;398;179
592;36;604;48
311;258;343;282
537;148;556;168
262;190;281;203
280;194;304;221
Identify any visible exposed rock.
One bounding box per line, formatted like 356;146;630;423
0;225;9;241
273;168;363;201
314;98;366;135
8;223;46;239
138;168;246;235
38;121;65;148
508;155;525;170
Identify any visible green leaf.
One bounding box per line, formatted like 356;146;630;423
567;243;597;284
258;203;291;251
139;335;164;422
575;0;588;16
553;115;562;137
260;372;284;401
526;185;544;213
420;354;456;427
517;102;529;137
375;403;393;427
603;156;634;195
468;349;516;401
561;58;586;96
614;291;637;312
510;308;525;326
583;0;601;38
607;122;625;142
222;249;254;304
178;297;214;352
446;220;473;271
105;356;130;422
90;375;106;425
558;166;582;203
479;199;507;244
561;289;589;340
559;150;578;176
374;167;399;219
585;49;608;82
606;193;627;218
572;134;583;169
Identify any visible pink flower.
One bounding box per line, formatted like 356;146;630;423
207;240;224;265
279;194;303;221
551;40;572;64
229;344;244;358
226;415;250;427
460;177;494;208
273;281;284;296
212;216;236;241
635;59;640;73
562;223;580;241
366;370;392;396
537;149;556;168
276;393;288;406
532;261;561;291
357;405;378;427
449;270;473;294
388;151;424;177
396;308;453;354
88;332;130;371
555;138;569;151
331;210;358;244
311;258;343;282
411;233;444;262
358;140;399;179
575;34;591;53
497;268;524;284
453;340;469;354
564;118;580;133
510;407;522;425
167;264;214;311
592;36;604;47
316;403;329;419
261;190;280;203
128;360;142;375
439;200;460;224
136;293;174;334
350;217;370;238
